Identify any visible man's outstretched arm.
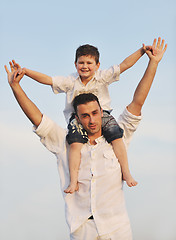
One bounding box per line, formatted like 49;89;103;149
5;61;43;127
127;37;167;116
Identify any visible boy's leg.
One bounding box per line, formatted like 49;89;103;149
102;111;137;187
64;142;83;194
111;139;137;187
65;116;88;194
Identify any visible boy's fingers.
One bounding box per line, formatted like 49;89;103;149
17;67;24;74
15;70;25;80
142;43;146;50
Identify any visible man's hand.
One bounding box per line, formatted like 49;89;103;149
143;37;167;63
4;60;25;87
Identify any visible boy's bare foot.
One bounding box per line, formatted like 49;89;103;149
64;182;79;194
123;173;138;187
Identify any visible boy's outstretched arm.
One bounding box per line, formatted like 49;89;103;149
119;43;154;74
12;60;52;85
5;61;43;127
127;37;167;116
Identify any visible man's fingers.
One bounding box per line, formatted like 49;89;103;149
163;43;168;52
9;61;14;71
152;38;157;48
4;65;9;74
12;60;17;70
12;59;21;69
156;37;161;48
14;71;18;80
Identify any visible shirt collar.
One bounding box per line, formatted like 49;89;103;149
87;135;105;146
76;72;97;83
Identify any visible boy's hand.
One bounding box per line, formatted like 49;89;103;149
143;37;167;63
4;60;25;86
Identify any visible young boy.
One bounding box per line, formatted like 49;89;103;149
12;42;151;193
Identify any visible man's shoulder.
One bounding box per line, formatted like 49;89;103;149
34;114;66;140
33;114;67;154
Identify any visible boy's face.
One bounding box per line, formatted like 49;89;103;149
75;55;100;82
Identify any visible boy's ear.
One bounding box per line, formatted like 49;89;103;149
74;61;77;69
96;62;100;70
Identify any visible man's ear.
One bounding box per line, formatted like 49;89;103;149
75;114;80;123
101;108;103;117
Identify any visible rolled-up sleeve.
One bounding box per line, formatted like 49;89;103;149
33;114;67;155
51;75;74;94
98;65;120;85
118;108;142;149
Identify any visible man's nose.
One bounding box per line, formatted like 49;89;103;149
89;115;95;123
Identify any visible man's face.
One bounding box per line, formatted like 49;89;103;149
76;101;103;138
75;55;100;82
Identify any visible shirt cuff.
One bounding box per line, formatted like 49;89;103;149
33;114;54;138
124;107;142;120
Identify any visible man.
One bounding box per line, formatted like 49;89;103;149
5;38;167;239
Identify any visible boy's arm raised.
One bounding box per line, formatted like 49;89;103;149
13;60;52;85
119;47;146;74
119;40;157;74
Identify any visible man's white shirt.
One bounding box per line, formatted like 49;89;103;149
33;108;141;236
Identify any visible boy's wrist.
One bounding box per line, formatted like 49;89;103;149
22;67;27;75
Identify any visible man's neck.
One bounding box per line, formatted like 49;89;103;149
88;133;102;145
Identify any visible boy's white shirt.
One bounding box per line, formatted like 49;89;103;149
52;65;120;123
33;108;142;235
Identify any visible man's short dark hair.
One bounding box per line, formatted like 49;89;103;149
75;44;100;64
73;93;101;115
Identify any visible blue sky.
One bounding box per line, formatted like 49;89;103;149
1;0;176;239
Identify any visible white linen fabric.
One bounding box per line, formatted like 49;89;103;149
70;218;132;240
33;108;141;237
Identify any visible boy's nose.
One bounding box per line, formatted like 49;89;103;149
83;63;87;68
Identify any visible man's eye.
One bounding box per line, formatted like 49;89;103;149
93;111;98;115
